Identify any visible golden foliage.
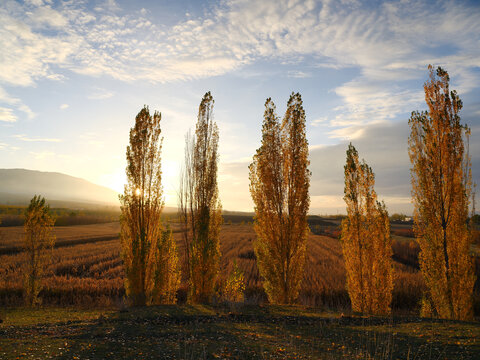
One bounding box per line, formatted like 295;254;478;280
249;93;310;304
409;65;475;320
179;92;222;303
341;144;393;315
120;106;180;306
23;195;55;306
150;226;181;304
223;260;246;303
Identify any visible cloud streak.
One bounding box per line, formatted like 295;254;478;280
0;86;35;120
87;87;114;100
13;134;62;142
0;107;17;122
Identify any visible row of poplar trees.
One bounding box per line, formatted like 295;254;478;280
120;65;476;320
119;91;310;306
340;65;476;320
120;92;222;305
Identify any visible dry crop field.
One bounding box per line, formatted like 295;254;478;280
0;221;431;313
1;221;480;359
0;222;120;254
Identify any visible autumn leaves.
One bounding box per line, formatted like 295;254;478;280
23;195;56;306
339;66;475;319
121;93;224;306
120;66;475;320
409;66;475;320
179;92;223;304
341;145;393;315
120;107;180;306
339;66;476;319
249;94;310;304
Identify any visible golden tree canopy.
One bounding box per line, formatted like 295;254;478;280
409;65;475;320
341;144;393;315
121;106;179;306
249;93;310;304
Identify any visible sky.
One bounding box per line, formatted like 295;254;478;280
0;0;479;214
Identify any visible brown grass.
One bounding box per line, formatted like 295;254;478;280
391;227;415;238
0;222;453;314
0;239;123;306
0;222;120;250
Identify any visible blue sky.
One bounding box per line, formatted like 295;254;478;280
1;0;479;213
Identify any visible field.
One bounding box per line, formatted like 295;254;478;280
1;220;427;311
1;220;479;359
0;222;120;252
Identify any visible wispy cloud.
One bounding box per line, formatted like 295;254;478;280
0;86;35;120
287;70;311;79
325;80;425;139
1;0;479;142
310;117;327;127
0;3;72;87
13;134;62;142
87;88;114;100
327;126;367;141
0;142;20;151
29;150;55;159
0;107;17;122
78;132;104;147
29;5;68;28
2;0;478;87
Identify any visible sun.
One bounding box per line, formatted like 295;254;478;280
162;160;180;206
106;160;179;203
109;170;127;194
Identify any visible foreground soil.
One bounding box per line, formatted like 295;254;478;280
1;305;479;359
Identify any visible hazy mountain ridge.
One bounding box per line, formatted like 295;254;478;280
0;169;120;207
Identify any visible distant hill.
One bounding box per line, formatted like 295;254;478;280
0;169;120;208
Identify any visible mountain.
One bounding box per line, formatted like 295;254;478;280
0;169;120;207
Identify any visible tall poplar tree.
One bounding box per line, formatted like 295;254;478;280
121;106;180;306
341;144;393;315
409;65;475;320
249;93;310;304
179;92;222;303
23;195;55;306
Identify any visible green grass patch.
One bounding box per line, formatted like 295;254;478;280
0;306;109;326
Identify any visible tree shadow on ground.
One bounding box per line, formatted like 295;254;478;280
4;305;478;359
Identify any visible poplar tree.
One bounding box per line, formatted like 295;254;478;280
341;144;393;315
179;92;222;303
23;195;55;306
249;93;310;304
409;65;475;320
121;106;180;306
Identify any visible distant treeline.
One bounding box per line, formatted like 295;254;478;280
0;205;120;227
222;214;339;227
